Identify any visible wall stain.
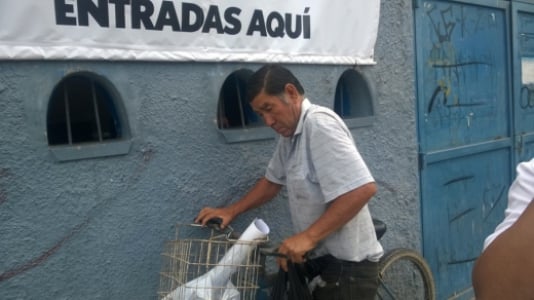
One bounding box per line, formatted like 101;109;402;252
0;168;10;206
0;150;153;282
0;190;6;206
0;218;90;282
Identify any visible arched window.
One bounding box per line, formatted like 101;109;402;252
47;72;131;161
217;69;274;143
334;69;375;128
217;69;260;129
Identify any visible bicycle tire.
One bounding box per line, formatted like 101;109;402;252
376;248;436;300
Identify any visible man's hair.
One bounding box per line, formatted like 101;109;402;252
246;64;305;103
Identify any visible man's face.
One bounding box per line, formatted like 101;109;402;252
250;84;302;137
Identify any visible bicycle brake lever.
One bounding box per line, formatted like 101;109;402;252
205;217;223;230
199;217;235;239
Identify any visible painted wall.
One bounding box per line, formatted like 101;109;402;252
0;1;416;299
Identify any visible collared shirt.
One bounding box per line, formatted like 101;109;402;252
265;98;383;262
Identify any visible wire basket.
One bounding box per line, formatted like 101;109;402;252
158;223;266;300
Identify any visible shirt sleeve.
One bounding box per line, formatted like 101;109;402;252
306;111;374;202
265;138;287;185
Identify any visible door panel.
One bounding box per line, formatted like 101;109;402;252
421;149;510;299
513;3;534;162
417;1;510;152
415;1;512;298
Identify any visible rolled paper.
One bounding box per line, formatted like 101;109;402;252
163;218;270;300
209;218;270;285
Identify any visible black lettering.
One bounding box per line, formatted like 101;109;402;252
246;10;267;36
109;0;129;28
132;0;155;30
78;0;109;27
181;3;203;32
202;5;224;33
266;12;284;38
55;0;77;25
303;7;310;39
155;1;180;31
223;7;241;35
285;13;301;39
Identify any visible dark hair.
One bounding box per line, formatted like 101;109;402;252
246;64;305;103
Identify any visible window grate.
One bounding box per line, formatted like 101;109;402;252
91;80;103;142
63;85;73;145
47;73;121;146
217;69;261;130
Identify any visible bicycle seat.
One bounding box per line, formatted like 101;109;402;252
373;218;387;240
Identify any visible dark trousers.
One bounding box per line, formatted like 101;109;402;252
304;255;379;300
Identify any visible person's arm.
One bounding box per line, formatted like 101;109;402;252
277;182;377;270
195;177;282;228
472;198;534;299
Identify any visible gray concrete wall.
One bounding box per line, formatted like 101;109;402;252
0;1;416;299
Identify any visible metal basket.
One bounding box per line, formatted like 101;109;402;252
158;223;266;300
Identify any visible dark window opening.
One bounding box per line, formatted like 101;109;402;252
217;69;261;129
47;74;122;146
334;69;374;119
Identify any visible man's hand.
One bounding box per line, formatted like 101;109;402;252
194;177;281;229
195;207;236;229
275;183;377;271
277;231;317;271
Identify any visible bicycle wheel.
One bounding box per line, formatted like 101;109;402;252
376;248;436;300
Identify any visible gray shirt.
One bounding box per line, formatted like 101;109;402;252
265;99;383;262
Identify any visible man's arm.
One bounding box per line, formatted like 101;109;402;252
195;177;282;228
277;182;377;270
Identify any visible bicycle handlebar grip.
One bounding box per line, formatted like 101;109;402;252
206;217;223;228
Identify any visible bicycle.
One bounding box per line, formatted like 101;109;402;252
255;218;436;300
158;218;436;300
372;219;436;300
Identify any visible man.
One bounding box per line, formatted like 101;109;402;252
196;64;383;299
472;158;534;299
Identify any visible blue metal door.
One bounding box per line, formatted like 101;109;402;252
414;0;513;298
512;1;534;160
